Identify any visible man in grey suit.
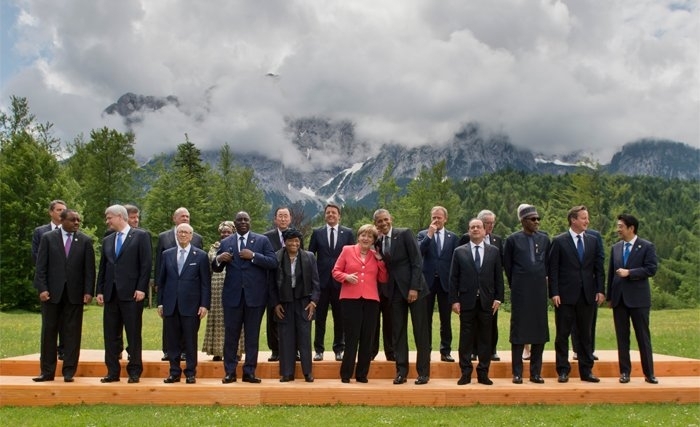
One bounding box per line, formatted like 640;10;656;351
33;209;95;382
417;206;459;363
157;223;211;384
156;207;204;360
374;208;431;385
548;205;605;383
309;203;355;361
607;213;659;384
450;218;504;386
96;204;153;383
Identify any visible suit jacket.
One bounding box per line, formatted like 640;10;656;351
378;227;427;300
34;228;96;304
606;238;658;308
449;243;504;310
308;224;355;290
96;227;153;301
417;227;459;293
270;249;321;306
264;228;305;252
157;245;211;317
213;232;278;308
332;244;388;301
548;231;604;304
155;228;203;286
32;223;58;265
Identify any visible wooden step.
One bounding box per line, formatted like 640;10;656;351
1;375;698;406
1;350;698;379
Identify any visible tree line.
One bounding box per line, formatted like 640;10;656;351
2;96;697;310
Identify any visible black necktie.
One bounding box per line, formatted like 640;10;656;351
474;245;481;272
330;227;335;249
239;236;245;252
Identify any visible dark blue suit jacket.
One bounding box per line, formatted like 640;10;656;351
417;228;459;293
97;227;153;301
155;228;203;287
606;238;658;308
213;232;278;308
548;232;604;304
308;225;355;290
158;246;211;316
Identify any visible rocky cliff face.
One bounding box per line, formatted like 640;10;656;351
107;94;699;211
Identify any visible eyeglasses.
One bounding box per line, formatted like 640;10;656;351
527;217;541;222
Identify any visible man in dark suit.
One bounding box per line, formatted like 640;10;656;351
548;205;605;383
572;228;604;361
213;211;278;383
607;213;659;384
33;209;95;382
263;206;294;361
96;204;153;383
157;223;211;384
155;207;204;360
373;208;431;385
418;206;459;363
450;218;504;386
31;199;68;360
309;203;355;361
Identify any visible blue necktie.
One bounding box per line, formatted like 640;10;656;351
576;235;584;262
239;236;245;252
178;249;186;274
623;242;631;266
115;232;123;257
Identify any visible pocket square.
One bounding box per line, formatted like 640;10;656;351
188;262;197;266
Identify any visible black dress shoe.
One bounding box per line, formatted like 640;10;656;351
512;375;523;384
619;373;630;383
386;354;396;361
64;376;74;383
470;354;477;361
645;376;659;384
212;355;222;361
242;374;262;383
393;374;407;384
581;374;600;383
304;375;314;383
593;354;599;361
100;376;120;383
313;352;323;361
164;375;181;383
32;374;54;382
296;352;301;361
530;375;545;384
355;377;368;383
180;353;186;361
222;373;237;383
478;377;493;385
128;376;140;383
57;351;65;361
341;378;350;383
161;353;168;361
440;354;455;362
557;373;569;383
414;376;429;385
186;376;196;384
491;353;501;361
457;375;471;385
335;351;344;361
268;353;279;362
280;375;295;382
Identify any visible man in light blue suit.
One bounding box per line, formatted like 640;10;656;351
213;211;278;384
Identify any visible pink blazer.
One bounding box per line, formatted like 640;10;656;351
332;244;387;301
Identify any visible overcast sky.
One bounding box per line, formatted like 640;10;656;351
1;0;698;163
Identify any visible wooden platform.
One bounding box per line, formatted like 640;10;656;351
1;350;699;406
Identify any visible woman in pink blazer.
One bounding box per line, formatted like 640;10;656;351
332;224;387;383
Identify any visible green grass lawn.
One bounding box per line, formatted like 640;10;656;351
1;305;699;359
1;306;699;426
